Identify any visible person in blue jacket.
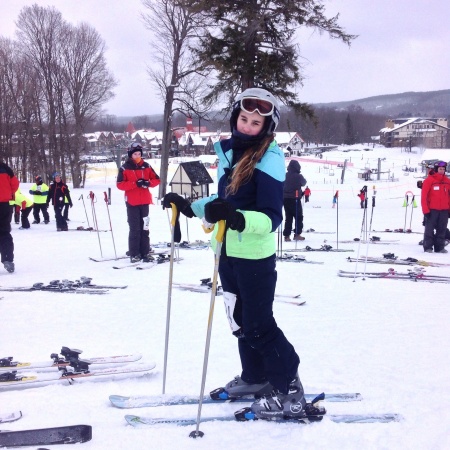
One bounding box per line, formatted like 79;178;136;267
163;88;324;422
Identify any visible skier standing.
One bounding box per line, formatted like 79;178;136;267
46;172;72;231
421;161;450;253
163;88;324;421
117;143;160;263
0;161;19;272
357;186;367;209
29;175;50;224
282;160;306;241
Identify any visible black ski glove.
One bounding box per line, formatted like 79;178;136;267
136;179;149;188
162;193;195;218
204;198;245;232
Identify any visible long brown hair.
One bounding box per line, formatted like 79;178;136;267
225;135;274;196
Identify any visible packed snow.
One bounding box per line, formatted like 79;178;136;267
1;144;449;449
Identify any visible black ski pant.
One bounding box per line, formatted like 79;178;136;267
283;197;303;236
33;203;50;223
0;202;14;263
126;203;150;258
63;204;69;220
219;254;300;394
53;205;68;230
423;209;449;252
20;206;33;229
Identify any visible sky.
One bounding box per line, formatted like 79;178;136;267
0;0;449;117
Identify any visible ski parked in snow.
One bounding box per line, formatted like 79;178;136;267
0;346;142;373
284;245;353;253
0;362;155;390
0;424;92;447
276;254;324;264
338;268;450;282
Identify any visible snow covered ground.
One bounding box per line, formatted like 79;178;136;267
1;144;449;449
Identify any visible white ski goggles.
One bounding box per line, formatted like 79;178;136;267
240;97;275;116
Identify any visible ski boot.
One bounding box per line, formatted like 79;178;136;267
210;375;273;401
3;261;15;273
236;377;326;423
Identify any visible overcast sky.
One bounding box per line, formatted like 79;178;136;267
1;0;449;117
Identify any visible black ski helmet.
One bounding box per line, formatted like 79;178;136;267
128;143;143;158
230;88;280;136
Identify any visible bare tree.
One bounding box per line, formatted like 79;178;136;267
60;22;117;186
141;0;209;199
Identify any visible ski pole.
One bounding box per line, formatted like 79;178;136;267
353;203;367;281
78;194;91;228
103;191;117;259
88;191;103;258
409;195;416;230
295;190;299;250
335;191;339;249
162;203;178;395
362;186;376;278
190;220;226;439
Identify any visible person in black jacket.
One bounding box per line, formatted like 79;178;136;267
283;160;307;241
45;172;72;231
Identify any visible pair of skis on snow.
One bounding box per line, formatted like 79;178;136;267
107;391;401;427
173;279;306;306
0;277;126;295
0;390;401;447
0;347;155;390
339;267;450;283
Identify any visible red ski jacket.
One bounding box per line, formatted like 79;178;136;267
421;172;450;214
0;162;19;203
117;158;160;206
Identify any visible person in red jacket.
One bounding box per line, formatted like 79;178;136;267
357;186;367;209
117;143;160;262
0;161;19;272
421;161;450;253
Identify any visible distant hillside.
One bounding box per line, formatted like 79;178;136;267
312;89;450;118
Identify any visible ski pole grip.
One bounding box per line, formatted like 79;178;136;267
78;194;83;200
215;220;226;243
103;192;108;203
170;203;178;226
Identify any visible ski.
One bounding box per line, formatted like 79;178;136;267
0;411;22;424
172;282;303;303
47;277;127;290
276;254;324;264
0;424;92;447
112;254;180;269
69;226;108;232
89;255;128;262
136;256;183;270
304;229;336;234
284;245;353;253
1;347;142;373
110;392;362;409
338;269;450;282
152;240;209;250
338;239;399;244
0;283;106;295
89;249;168;262
346;257;412;266
125;412;401;427
373;229;422;234
0;362;155;390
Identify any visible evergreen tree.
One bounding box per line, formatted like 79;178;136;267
187;0;356;118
